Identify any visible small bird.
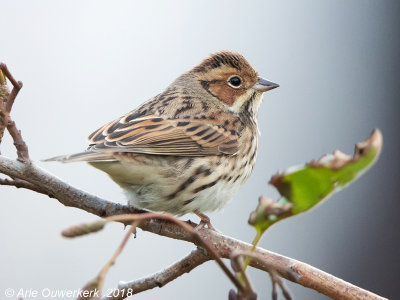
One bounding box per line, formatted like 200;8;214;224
47;51;279;229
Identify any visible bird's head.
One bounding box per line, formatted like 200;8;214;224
190;51;279;117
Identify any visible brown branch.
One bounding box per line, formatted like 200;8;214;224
0;65;9;144
0;63;22;99
104;248;210;300
0;63;28;162
0;177;54;196
7;119;30;162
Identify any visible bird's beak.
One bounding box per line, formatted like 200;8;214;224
253;77;279;92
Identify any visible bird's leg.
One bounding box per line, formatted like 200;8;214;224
194;210;220;232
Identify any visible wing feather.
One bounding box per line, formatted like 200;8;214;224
87;113;239;156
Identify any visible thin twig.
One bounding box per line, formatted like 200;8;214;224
0;63;22;93
0;177;53;196
230;252;257;299
97;222;138;296
0;63;28;161
232;250;291;300
272;271;292;300
0;65;9;144
76;223;138;300
7;119;30;162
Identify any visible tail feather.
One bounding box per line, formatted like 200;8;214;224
43;151;115;163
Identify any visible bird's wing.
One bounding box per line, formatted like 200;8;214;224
87;112;239;156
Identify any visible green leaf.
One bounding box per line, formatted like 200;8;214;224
248;196;292;233
249;129;382;233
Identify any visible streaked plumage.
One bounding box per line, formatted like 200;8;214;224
46;51;278;223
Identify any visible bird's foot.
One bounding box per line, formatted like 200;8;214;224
194;210;221;233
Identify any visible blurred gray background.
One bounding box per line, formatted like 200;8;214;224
1;1;399;299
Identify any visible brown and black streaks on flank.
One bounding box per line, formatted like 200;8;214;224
167;165;214;200
167;175;198;200
183;197;196;206
232;174;241;183
249;148;257;164
203;168;212;176
241;160;249;169
193;177;220;193
183;158;194;169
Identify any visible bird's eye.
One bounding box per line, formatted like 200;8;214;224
228;76;242;88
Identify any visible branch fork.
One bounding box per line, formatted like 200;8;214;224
0;62;28;162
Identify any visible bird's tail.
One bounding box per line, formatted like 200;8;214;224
43;151;115;163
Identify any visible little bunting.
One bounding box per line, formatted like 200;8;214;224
46;51;279;229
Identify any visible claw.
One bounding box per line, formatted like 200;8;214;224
194;210;221;233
